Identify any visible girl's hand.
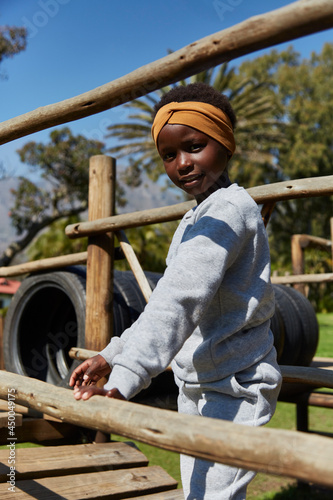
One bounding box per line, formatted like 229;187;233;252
69;354;111;388
73;386;125;401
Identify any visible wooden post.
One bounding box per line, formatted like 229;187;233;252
291;234;306;296
85;155;116;351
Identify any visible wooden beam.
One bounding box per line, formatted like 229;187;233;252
116;230;152;302
0;252;87;278
271;273;333;285
1;371;332;487
65;177;333;239
85;156;115;351
0;1;332;145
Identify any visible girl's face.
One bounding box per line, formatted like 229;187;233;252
157;124;229;201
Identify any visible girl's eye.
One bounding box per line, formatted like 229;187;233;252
162;152;175;161
190;143;204;152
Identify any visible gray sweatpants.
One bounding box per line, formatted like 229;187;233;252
176;355;281;499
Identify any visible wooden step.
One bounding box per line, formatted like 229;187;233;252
0;411;22;429
0;442;148;482
131;490;184;499
0;465;178;499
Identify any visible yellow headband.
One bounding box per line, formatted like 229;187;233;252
152;101;236;156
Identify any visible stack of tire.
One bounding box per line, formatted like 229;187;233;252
3;267;318;397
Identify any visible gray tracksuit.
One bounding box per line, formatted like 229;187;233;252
100;183;281;499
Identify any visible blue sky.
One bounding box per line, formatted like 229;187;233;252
1;0;332;177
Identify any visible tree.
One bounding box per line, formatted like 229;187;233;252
0;25;27;78
238;44;333;272
0;127;126;266
105;62;286;191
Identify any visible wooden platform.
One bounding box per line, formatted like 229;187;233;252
0;441;182;499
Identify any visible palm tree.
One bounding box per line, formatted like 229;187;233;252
105;62;286;191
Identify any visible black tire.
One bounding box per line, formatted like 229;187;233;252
276;285;318;366
3;270;86;387
273;285;303;366
3;267;163;388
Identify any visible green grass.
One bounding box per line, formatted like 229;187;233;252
110;313;333;498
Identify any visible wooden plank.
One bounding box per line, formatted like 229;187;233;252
0;466;178;499
0;411;22;429
0;1;332;145
131;491;184;500
65;177;333;239
0;417;83;445
0;442;148;482
1;372;333;488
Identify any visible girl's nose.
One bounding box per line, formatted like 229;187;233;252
177;152;193;172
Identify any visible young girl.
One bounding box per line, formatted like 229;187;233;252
70;83;282;499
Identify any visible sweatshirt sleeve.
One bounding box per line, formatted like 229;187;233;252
103;196;247;399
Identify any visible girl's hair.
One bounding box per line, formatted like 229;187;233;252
153;82;236;129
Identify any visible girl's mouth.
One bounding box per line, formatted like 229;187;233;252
180;174;204;188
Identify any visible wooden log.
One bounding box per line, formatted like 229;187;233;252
0;1;332;145
69;347;99;361
85;156;115;351
1;371;333;488
271;273;333;284
67;349;333;389
65;177;333;239
0;252;87;278
116;230;152;302
280;366;333;389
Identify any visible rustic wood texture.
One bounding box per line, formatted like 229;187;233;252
0;442;148;482
280;366;333;389
65;176;333;239
1;371;333;488
0;411;22;429
0;417;83;446
67;349;333;389
116;230;152;302
0;466;177;499
0;1;332;145
271;272;333;285
85;156;116;351
131;492;184;500
0;252;87;278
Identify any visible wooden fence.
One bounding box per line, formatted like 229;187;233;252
0;0;333;490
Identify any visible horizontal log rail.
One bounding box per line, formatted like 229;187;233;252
68;348;333;389
0;370;333;488
65;176;333;239
0;251;87;278
0;1;333;145
271;273;333;285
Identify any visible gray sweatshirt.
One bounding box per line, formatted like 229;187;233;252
101;184;278;399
